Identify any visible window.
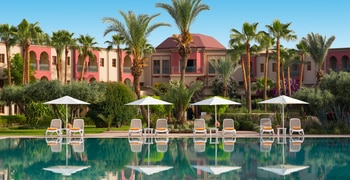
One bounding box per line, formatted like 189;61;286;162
112;59;116;67
0;54;4;63
162;60;169;74
52;56;57;65
0;105;4;114
272;63;277;72
100;58;104;67
186;59;196;73
67;57;70;65
208;59;216;74
260;64;264;72
307;61;311;71
153;60;160;74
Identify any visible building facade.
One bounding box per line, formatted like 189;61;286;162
0;34;349;115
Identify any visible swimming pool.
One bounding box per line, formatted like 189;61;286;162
0;136;349;179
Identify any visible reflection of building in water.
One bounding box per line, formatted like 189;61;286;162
0;169;8;180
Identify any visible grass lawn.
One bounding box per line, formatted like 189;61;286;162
0;125;130;136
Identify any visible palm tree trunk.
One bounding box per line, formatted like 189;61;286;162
56;54;62;82
80;57;86;81
263;49;269;111
117;47;123;82
64;47;69;84
180;57;188;85
6;48;11;85
281;63;286;95
299;54;304;88
26;42;30;84
276;39;281;96
241;56;247;92
287;67;291;96
21;46;26;85
246;43;252;112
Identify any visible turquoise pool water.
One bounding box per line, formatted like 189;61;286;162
0;136;349;179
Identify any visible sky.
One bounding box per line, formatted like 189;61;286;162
1;0;349;49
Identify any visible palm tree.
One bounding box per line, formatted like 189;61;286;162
229;22;262;112
76;34;99;81
296;41;308;88
228;43;247;92
51;30;67;82
156;0;209;85
104;34;125;82
102;10;170;121
209;57;240;97
0;24;17;85
266;19;297;96
14;19;43;85
302;32;335;85
279;47;299;96
256;32;275;101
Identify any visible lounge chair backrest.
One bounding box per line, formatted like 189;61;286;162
50;119;62;128
130;119;142;129
290;118;301;128
156;119;167;129
73;119;84;129
260;118;272;128
194;119;206;129
223;119;234;129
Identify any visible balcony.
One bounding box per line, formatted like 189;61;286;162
171;66;203;74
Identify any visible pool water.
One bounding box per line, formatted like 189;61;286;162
0;136;349;179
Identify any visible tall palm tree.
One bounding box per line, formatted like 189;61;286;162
296;41;308;88
302;32;335;85
156;0;209;85
209;57;240;97
230;22;262;112
51;30;67;82
279;47;299;96
104;34;125;82
62;31;75;84
102;10;170;121
266;19;297;96
14;19;43;85
0;24;17;85
228;43;247;92
256;32;275;101
76;34;99;81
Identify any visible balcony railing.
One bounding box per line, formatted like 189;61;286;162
171;66;203;74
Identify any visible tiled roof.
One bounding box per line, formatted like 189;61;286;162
156;33;226;50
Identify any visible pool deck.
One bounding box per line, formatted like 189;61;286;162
5;130;350;139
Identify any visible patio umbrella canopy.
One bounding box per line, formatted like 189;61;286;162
44;96;90;134
191;96;241;129
258;95;308;131
125;96;172;129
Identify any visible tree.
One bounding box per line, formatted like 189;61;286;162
230;22;262;112
209;57;240;97
302;32;335;85
105;34;125;82
279;47;299;96
296;41;308;88
266;19;297;96
256;32;275;101
103;10;170;121
156;0;209;85
13;19;44;85
0;24;17;85
76;34;99;81
228;43;247;92
3;53;36;85
51;30;75;84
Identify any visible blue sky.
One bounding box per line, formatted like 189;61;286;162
1;0;349;49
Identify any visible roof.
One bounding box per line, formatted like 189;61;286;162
156;33;226;50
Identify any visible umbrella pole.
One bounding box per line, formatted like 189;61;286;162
282;104;285;135
147;105;150;129
215;105;217;129
66;104;68;138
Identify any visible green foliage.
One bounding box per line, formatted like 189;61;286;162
320;71;350;105
87;82;136;128
0;115;26;126
212;76;238;99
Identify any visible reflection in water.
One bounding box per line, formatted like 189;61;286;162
1;137;350;179
43;136;90;176
259;136;309;176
